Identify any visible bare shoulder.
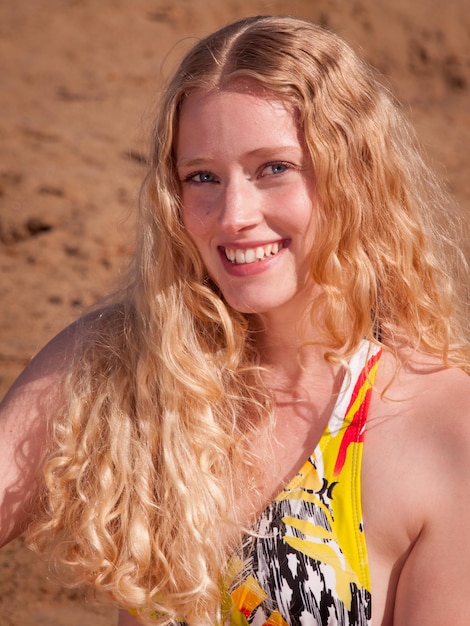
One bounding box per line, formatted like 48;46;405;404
385;359;470;462
371;350;470;441
371;354;470;511
0;307;113;547
365;353;470;624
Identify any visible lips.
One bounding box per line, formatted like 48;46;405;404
222;241;284;265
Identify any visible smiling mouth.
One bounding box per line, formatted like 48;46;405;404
223;241;285;265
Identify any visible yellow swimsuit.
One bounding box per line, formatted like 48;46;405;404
224;340;381;625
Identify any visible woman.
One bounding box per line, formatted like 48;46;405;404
1;15;470;626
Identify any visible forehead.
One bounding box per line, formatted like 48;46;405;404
176;87;302;161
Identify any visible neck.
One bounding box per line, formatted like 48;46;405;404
253;310;336;388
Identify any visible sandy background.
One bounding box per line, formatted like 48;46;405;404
0;0;468;624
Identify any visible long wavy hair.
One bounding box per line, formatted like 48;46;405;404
26;15;470;625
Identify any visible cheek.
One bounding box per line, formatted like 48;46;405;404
181;204;209;242
280;192;316;238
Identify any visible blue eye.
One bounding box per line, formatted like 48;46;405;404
183;171;218;184
262;162;290;176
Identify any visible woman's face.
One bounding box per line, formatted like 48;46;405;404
176;86;319;322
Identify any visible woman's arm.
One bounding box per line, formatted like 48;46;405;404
391;369;470;624
0;325;75;547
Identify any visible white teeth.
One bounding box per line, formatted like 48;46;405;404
244;248;256;263
235;249;245;264
224;242;283;265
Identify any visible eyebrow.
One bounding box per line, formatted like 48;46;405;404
177;157;212;168
177;146;303;169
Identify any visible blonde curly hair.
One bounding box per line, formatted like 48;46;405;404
26;15;470;625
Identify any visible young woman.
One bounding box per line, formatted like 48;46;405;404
2;15;470;626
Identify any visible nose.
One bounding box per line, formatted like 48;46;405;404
218;177;262;234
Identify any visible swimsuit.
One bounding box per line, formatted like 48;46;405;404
224;340;382;625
